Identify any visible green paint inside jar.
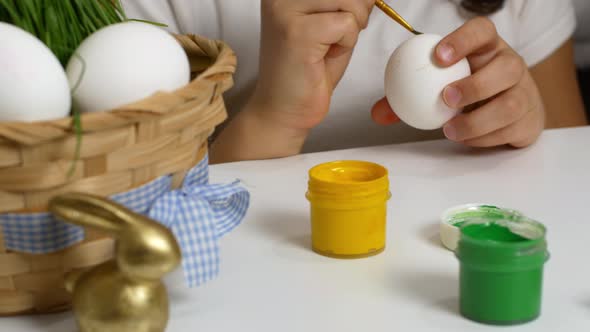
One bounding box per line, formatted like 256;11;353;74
456;217;549;325
462;222;528;242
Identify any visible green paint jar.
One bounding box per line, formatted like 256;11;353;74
456;216;549;325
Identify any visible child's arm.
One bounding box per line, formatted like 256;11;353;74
210;0;375;163
529;39;587;129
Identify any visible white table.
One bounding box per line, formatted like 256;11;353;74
2;127;590;331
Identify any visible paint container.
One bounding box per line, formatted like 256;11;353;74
455;215;549;325
306;160;390;258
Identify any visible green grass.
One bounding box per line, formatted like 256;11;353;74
0;0;126;66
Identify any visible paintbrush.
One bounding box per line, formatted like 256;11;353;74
374;0;422;35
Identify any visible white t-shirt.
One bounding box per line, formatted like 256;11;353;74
121;0;575;152
573;0;590;68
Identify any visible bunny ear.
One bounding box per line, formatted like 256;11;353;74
49;192;141;234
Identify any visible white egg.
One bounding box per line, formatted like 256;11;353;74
66;22;190;113
384;34;471;130
0;22;71;122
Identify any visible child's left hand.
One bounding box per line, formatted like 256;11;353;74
372;17;545;148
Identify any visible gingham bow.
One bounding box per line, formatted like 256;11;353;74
148;167;249;287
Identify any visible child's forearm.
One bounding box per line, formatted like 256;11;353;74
209;101;309;164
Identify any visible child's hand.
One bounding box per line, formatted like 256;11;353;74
372;17;546;148
212;0;374;162
252;0;375;130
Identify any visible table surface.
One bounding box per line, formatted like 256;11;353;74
2;127;589;332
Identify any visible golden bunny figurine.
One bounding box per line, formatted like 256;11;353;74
49;192;182;332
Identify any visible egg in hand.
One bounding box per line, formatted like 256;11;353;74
66;21;190;114
384;34;471;130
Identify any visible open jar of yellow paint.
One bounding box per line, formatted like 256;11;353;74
306;160;390;258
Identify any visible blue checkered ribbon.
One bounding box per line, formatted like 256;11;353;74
0;156;249;287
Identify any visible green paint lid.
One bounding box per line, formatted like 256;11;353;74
439;203;531;251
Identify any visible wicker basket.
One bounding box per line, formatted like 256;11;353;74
0;34;236;316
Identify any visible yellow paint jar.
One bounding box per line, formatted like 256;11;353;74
306;160;390;258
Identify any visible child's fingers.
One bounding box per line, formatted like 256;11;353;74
461;110;542;148
435;17;502;70
371;97;400;125
443;50;526;109
288;0;373;28
295;12;361;59
268;12;360;65
443;85;532;142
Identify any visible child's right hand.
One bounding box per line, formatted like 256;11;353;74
211;0;374;163
252;0;375;131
